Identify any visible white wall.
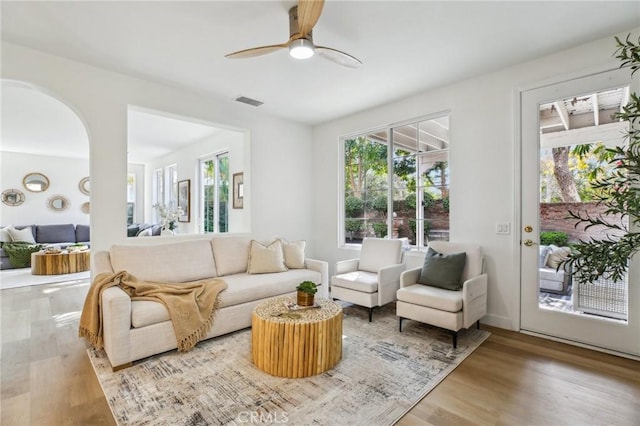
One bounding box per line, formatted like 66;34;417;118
2;42;314;253
0;151;90;226
311;28;639;330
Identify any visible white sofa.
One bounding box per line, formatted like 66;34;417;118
93;236;328;370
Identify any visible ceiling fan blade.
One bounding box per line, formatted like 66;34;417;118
315;46;362;68
297;0;324;38
225;43;288;59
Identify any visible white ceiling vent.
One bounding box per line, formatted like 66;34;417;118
235;96;263;107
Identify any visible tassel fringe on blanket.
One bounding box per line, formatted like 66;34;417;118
79;271;228;352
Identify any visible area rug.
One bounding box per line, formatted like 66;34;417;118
88;303;490;426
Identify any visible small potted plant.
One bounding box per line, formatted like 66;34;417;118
296;280;318;307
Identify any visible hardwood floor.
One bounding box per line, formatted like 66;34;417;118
1;279;639;426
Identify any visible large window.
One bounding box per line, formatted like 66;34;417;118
200;153;229;233
342;114;450;249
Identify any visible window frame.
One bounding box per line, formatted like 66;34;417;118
339;111;451;250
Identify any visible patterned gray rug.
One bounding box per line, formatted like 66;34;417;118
88;303;489;426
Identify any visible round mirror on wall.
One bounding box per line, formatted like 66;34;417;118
1;189;25;206
48;195;69;212
23;172;50;192
79;176;90;195
81;202;90;214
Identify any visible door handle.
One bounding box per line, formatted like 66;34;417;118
523;239;535;247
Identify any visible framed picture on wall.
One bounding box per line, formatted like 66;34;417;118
233;172;244;209
178;179;190;222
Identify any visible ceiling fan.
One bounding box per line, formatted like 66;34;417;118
225;0;362;68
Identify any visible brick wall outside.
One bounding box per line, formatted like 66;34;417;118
540;202;626;242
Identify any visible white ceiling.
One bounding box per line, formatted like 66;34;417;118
2;0;639;127
1;1;638;160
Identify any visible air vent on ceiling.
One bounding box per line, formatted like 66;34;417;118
235;96;263;107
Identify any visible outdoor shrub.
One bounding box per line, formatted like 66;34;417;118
372;222;388;237
368;194;388;214
442;197;450;212
540;231;568;246
405;192;436;209
345;196;364;217
408;219;431;238
405;193;417;210
345;218;364;233
423;192;435;209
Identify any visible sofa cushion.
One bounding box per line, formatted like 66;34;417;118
332;270;379;293
211;236;251;276
417;247;466;291
539;267;567;282
397;284;463;312
247;240;287;274
75;224;90;242
8;226;37;244
281;239;306;269
130;269;322;328
36;224;76;244
0;226;12;243
110;239;217;282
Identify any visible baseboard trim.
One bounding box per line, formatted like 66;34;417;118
480;313;514;330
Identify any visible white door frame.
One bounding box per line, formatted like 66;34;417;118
514;65;640;358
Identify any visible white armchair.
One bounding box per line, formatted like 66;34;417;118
331;238;405;322
396;241;487;348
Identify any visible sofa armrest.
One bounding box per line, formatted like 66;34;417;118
335;258;359;275
305;258;329;299
378;263;406;306
102;286;132;369
400;267;422;288
93;251;114;275
462;273;488;329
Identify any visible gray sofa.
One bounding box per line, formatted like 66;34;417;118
0;224;90;269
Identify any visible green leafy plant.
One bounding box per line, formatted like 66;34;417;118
540;231;568;246
565;35;640;285
296;281;318;295
345;195;364;217
372;222;388;238
345;218;364;233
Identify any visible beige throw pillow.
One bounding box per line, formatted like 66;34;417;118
8;226;36;244
247;240;288;274
280;239;306;269
546;245;571;269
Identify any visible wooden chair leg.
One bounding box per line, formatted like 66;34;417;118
398;316;404;332
452;331;458;349
368;307;373;322
477;320;480;330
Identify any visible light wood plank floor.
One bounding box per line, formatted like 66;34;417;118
1;279;639;425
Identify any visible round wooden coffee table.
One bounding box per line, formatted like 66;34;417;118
252;297;343;378
31;250;90;275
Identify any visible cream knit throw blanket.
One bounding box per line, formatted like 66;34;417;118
79;271;228;352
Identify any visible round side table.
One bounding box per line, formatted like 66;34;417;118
251;297;343;378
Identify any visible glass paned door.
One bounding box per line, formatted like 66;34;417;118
520;68;639;356
200;153;229;234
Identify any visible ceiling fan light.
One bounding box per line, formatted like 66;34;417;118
289;38;314;60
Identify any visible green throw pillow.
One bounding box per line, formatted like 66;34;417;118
417;247;466;291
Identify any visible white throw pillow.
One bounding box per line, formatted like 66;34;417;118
137;228;152;237
0;225;12;243
247;240;288;274
280;239;306;269
8;226;36;244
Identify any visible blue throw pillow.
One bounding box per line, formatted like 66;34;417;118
417;247;467;291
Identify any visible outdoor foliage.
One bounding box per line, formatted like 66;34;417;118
540;231;568;247
372;222;388;238
565;35;640;285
